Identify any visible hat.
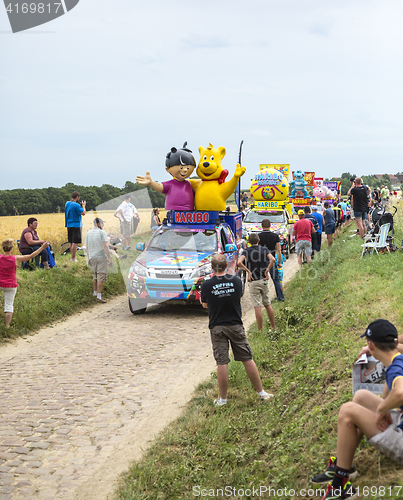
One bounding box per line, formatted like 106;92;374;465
360;319;398;343
297;209;305;215
94;218;105;225
312;206;318;211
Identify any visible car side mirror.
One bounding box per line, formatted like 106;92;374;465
136;242;145;251
224;243;237;253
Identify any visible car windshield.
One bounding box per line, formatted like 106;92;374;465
147;228;218;252
244;211;286;223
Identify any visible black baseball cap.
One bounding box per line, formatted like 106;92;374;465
360;319;398;343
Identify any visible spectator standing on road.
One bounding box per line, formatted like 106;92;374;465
19;218;51;270
65;191;86;262
86;218;112;304
238;233;276;330
1;238;49;328
114;194;139;250
258;219;285;302
311;206;323;251
311;320;403;500
347;178;368;238
200;253;273;406
241;192;248;210
323;202;336;247
303;207;318;257
338;200;348;226
293;210;315;265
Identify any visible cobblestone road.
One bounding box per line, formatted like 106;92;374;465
0;298;219;500
0;255;298;500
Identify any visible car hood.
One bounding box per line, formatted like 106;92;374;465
244;222;284;233
136;251;212;269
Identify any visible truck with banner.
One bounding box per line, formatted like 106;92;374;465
127;210;245;314
289;171;316;211
246;164;295;258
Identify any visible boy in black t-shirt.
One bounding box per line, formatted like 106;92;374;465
258;219;285;301
200;254;273;406
238;233;276;331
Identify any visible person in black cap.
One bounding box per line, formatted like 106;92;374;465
311;319;403;500
85;218;112;303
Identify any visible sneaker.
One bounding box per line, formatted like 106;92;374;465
213;398;227;406
320;481;356;499
70;258;78;262
96;298;107;303
259;392;274;400
311;457;357;484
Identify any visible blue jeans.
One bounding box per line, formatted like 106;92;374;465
269;265;284;300
316;233;322;252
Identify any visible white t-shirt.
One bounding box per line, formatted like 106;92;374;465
117;201;138;222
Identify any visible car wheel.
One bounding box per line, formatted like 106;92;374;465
285;240;290;259
128;297;147;315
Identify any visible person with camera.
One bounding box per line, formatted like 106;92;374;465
1;238;49;328
65;191;86;262
86;218;112;303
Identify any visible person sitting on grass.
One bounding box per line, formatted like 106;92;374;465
311;319;403;500
19;218;51;269
0;238;49;328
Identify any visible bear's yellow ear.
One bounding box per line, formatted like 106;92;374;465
218;146;226;159
198;146;204;155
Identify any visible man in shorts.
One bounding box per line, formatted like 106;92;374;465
65;191;86;262
200;254;273;406
114;194;139;250
311;319;403;500
293;209;315;266
348;177;369;238
238;233;276;330
86;218;112;303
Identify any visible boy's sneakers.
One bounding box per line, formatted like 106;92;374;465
321;481;356;499
311;457;357;484
213;398;227;406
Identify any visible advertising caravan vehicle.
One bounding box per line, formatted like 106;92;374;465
245;164;295;258
127;210;244;314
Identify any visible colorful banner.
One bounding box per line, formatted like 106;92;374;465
260;164;289;179
292;171;315;187
289;198;312;206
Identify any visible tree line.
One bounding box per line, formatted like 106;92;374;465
330;173;397;196
0;181;166;216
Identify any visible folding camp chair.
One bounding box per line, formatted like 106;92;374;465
361;223;390;258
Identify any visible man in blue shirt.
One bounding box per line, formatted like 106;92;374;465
65;191;86;262
312;319;403;499
311;206;323;251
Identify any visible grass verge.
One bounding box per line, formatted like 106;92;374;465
0;234;148;341
115;202;403;500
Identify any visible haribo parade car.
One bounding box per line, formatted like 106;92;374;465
127;210;245;314
242;202;295;258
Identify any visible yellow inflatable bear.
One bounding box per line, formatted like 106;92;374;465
193;143;246;211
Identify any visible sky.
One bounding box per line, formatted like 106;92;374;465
1;0;403;191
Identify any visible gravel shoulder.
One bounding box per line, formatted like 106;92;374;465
0;255;300;500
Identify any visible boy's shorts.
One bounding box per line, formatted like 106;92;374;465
368;410;403;465
249;279;271;307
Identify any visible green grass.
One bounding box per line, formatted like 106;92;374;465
0;234;148;341
115;202;403;500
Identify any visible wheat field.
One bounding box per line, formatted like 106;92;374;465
0;209;167;254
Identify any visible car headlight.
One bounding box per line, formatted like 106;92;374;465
191;263;213;278
132;262;147;277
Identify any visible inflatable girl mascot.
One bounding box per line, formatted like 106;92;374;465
136;142;199;210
